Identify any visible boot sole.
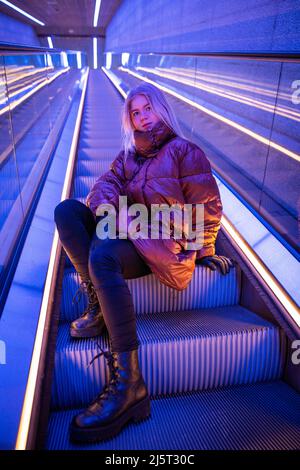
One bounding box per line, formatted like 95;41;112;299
70;395;151;443
70;323;106;339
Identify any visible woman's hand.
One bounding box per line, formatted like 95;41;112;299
198;255;235;275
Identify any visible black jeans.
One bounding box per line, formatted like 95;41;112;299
54;199;151;352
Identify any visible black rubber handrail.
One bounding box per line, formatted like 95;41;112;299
112;51;300;62
1;44;299;61
0;41;79;54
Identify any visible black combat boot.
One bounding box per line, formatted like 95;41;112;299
70;280;106;338
70;348;151;442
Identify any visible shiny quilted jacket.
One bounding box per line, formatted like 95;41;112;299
86;120;222;290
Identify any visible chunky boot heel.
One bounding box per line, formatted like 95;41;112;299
132;396;151;423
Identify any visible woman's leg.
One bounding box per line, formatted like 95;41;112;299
54;199;106;338
88;235;151;352
71;235;151;443
54;199;96;282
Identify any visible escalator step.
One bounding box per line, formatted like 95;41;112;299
75;160;112;177
51;305;282;409
80;138;122;148
72;176;98;198
47;380;300;450
60;264;240;322
77;148;118;160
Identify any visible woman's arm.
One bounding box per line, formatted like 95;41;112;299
178;143;223;258
86;150;126;215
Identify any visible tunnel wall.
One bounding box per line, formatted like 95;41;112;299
39;36;105;67
0;11;40;47
105;0;300;53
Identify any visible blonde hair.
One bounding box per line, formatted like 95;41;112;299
121;83;185;160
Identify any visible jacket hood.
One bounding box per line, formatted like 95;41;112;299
134;120;177;158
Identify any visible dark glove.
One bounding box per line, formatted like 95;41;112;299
198;255;235;275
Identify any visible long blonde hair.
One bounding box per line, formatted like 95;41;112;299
121;83;185;160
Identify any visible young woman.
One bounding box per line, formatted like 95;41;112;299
54;82;233;443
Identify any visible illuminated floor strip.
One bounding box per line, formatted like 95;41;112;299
15;68;89;450
217;179;299;325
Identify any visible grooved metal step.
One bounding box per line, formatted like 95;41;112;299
77;148;118;160
47;380;300;450
51;305;283;409
59;265;240;322
76;160;112;176
73;175;109;198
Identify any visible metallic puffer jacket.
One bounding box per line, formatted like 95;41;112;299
86;120;223;290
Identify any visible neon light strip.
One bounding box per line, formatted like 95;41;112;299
1;66;52;87
0;68;69;115
105;52;112;70
221;213;300;327
0;68;66;105
136;66;300;121
47;37;53;49
93;38;98;69
0;0;45;26
119;67;300;163
61;52;68;68
161;67;292;101
93;0;101;27
1;65;34;78
76;51;82;69
15;68;89;450
47;53;53;68
0;76;47;103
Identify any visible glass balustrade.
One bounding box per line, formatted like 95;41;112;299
0;48;87;296
106;52;300;256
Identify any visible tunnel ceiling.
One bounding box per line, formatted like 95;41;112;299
0;0;122;37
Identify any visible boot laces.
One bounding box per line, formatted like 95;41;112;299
87;342;120;402
72;280;99;316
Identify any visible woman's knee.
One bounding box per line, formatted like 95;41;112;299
88;243;121;280
54;199;87;225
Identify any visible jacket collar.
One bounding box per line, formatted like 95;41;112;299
134;120;177;158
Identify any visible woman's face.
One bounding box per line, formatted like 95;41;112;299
130;94;160;132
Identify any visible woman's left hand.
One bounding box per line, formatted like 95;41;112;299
199;255;235;275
